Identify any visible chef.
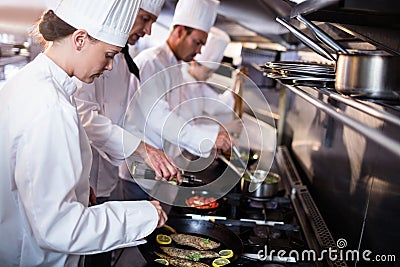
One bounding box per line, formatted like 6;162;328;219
127;0;232;162
74;2;175;264
178;26;241;131
74;0;177;203
0;0;167;266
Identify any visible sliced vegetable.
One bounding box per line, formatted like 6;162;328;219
156;234;172;245
212;257;230;267
154;258;169;265
185;196;218;209
218;249;233;259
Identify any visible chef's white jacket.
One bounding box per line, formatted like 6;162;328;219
0;53;158;266
178;65;235;121
74;54;141;198
129;43;219;157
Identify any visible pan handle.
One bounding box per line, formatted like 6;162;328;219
297;14;348;55
276;17;336;62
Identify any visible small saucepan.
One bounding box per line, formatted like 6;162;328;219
276;16;400;100
241;170;281;199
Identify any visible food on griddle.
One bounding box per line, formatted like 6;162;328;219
218;249;233;259
161;247;219;261
212;257;230;267
185;196;218;209
154;258;169;265
156;234;172;245
155;252;210;267
170;234;220;250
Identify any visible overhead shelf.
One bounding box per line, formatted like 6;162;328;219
291;0;400;29
288;0;400;56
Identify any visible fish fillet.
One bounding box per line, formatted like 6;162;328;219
161;246;219;260
170;234;220;250
154;252;210;267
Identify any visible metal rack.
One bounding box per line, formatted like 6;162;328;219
282;83;400;158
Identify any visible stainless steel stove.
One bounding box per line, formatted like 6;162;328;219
159;146;348;267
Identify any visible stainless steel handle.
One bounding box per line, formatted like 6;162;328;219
231;145;248;170
276;17;336;61
297;14;348;55
232;145;255;180
134;167;202;183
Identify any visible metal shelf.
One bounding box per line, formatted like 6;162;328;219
282;83;400;158
289;0;400;54
291;0;400;29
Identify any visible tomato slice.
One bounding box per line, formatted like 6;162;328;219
185;196;218;209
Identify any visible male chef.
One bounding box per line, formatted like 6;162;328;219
127;0;232;166
178;26;238;124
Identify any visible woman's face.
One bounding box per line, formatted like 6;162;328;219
74;37;120;83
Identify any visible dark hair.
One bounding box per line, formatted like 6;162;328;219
32;10;98;47
173;25;194;35
32;10;76;45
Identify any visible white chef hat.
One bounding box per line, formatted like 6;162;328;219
55;0;141;47
172;0;219;33
140;0;165;17
195;27;230;70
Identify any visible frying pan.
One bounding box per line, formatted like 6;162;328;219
138;218;243;266
276;16;400;100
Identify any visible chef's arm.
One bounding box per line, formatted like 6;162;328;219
215;129;232;152
135;141;181;182
145;97;232;156
18;107;159;254
74;82;140;165
202;85;235;116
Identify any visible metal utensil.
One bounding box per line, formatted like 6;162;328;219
297;14;347;55
277;15;400;100
132;164;202;184
276;17;335;61
232;145;256;181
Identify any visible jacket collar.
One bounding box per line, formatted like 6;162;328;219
39;53;77;98
163;42;181;66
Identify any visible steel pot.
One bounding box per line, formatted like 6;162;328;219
335;54;400;99
241;170;280;199
276;16;400;100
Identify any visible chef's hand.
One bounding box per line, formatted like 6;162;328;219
150;200;168;228
224;119;243;137
136;142;182;183
215;129;233;153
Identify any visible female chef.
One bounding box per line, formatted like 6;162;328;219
0;0;167;266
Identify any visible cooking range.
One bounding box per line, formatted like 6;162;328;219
139;146;347;267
